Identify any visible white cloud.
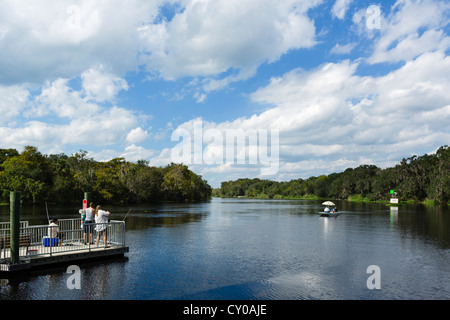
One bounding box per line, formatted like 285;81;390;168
253;50;450;153
139;0;320;80
81;65;129;103
367;0;450;64
0;67;138;154
0;0;163;85
331;0;353;20
63;106;139;146
156;50;450;181
1;0;449;186
85;149;120;163
0;121;57;150
330;42;357;55
23;66;129;121
126;127;149;144
0;85;30;124
193;92;207;103
79;143;155;164
120;144;156;162
31;78;100;119
0;106;139;153
0;0;323;100
149;147;173;167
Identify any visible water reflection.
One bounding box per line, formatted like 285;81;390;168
1;198;449;300
394;204;450;248
123;203;211;230
390;207;398;229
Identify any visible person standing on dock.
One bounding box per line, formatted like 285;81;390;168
84;202;95;245
95;205;111;247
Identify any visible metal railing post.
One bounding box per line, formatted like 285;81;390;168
10;191;20;265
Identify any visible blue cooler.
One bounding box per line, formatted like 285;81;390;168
43;236;59;247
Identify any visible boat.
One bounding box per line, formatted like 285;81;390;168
319;211;341;217
319;201;340;217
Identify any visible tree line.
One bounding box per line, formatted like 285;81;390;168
213;145;450;204
0;146;212;205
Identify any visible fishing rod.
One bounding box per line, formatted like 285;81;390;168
123;208;132;221
45;201;50;223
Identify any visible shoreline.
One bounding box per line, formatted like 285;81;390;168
212;195;449;206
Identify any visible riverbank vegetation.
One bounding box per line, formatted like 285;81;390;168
213;146;450;205
0;146;212;205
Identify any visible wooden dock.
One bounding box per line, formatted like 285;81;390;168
1;242;129;273
1;218;129;275
1;192;129;275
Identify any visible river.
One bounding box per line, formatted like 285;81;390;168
0;198;449;300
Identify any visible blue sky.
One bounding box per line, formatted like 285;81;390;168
0;0;449;188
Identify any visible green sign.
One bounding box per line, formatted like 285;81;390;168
390;190;394;194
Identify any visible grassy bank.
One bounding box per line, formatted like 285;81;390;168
344;195;448;206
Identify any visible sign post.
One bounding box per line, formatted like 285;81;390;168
390;190;398;204
80;199;87;228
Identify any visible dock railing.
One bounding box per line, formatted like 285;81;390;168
0;221;29;234
0;218;126;259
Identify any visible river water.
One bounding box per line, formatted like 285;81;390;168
0;198;449;300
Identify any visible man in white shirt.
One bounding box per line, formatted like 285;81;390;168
95;205;111;247
48;218;64;246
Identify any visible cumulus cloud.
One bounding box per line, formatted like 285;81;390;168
120;144;156;162
0;106;139;153
81;65;129;103
126;127;149;144
61;106;139;146
24;65;130;120
0;85;30;124
31;78;100;119
156;50;450;179
0;0;323;99
1;0;449;184
367;0;450;64
139;0;320;80
0;0;162;85
263;52;449;168
0;67;137;155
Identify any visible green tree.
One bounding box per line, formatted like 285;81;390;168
93;158;129;203
67;150;97;199
313;175;329;198
0;148;19;169
161;164;211;202
0;146;51;203
426;146;450;203
125;163;164;202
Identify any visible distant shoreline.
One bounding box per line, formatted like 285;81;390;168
212;195;447;206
